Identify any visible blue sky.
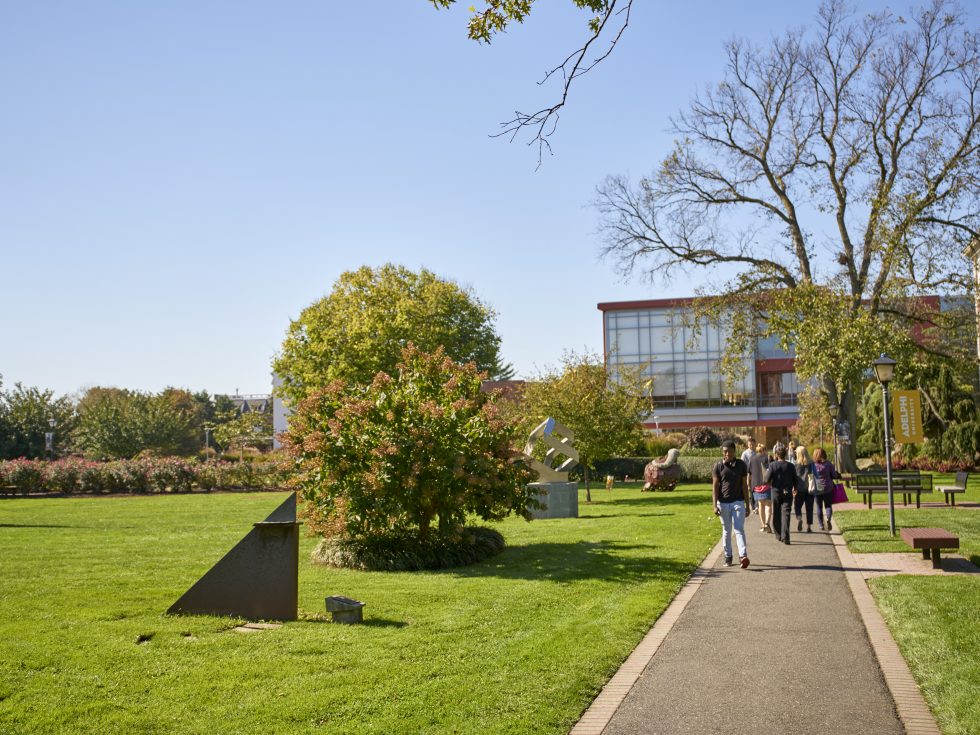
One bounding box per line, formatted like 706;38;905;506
2;1;970;397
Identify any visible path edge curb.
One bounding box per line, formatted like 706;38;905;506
568;540;723;735
830;531;941;735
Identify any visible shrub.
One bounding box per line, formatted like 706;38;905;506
42;458;84;494
677;456;719;482
1;458;44;494
311;526;505;571
77;461;109;493
146;458;195;493
283;344;536;544
592;457;653;479
685;426;720;448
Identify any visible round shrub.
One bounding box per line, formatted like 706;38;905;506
1;459;44;494
311;526;505;571
43;458;83;494
284;344;536;544
685;426;720;449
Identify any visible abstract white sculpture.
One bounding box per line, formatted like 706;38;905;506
523;417;580;482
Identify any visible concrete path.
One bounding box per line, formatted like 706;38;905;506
600;523;903;735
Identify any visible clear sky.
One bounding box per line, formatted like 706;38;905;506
2;1;971;397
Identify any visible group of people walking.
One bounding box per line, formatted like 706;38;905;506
711;438;841;568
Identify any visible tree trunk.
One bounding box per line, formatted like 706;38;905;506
838;388;859;474
584;465;592;503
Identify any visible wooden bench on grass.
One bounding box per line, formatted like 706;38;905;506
936;472;970;506
900;527;960;569
853;472;933;509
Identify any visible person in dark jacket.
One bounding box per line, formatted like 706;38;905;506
793;445;815;533
765;443;797;544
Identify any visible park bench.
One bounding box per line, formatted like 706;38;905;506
935;472;970;506
853;472;932;509
899;527;959;569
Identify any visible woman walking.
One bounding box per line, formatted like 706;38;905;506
765;443;797;544
812;447;841;531
793;446;815;533
749;442;771;532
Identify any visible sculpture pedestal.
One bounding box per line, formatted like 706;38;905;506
528;481;579;519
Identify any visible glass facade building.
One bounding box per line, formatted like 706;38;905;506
600;299;801;434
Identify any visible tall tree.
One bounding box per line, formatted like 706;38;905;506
74;387;195;459
596;0;980;470
274;264;510;406
0;382;75;460
520;350;646;501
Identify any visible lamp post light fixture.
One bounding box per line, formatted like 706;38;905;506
45;417;57;461
872;354;898;536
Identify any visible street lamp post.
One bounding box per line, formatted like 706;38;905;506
204;426;213;457
46;418;57;461
873;354;898;536
653;414;660;435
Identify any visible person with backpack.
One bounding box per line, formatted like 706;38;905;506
793;445;815;533
712;440;751;568
765;443;797;544
812;447;841;531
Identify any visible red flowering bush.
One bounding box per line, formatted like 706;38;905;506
1;458;44;494
42;458;85;494
284;344;537;545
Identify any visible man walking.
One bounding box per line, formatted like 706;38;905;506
712;440;751;568
765;443;797;544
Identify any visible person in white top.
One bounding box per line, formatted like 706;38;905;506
741;440;756;511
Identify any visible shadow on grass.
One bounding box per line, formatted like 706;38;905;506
577;512;676;520
599;494;712;509
0;522;88;529
446;540;696;584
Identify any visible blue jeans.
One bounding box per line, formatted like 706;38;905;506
718;500;747;559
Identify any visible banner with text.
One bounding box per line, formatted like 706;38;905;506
892;390;924;443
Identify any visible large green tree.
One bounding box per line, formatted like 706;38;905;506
0;381;75;460
274;264;510;406
520;350;646;500
596;1;980;471
74;387;196;459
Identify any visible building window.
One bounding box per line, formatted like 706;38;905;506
758;372;799;407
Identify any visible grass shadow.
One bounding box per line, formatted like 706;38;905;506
445;540;696;584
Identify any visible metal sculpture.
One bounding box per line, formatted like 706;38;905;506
523;418;580;518
168;493;299;621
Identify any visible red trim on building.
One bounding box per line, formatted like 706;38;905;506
597;297;698;311
755;358;795;372
647;418;797;429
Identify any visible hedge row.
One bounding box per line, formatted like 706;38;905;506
0;457;290;495
592;455;722;483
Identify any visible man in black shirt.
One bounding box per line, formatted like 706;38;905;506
765;443;797;544
712;440;751;568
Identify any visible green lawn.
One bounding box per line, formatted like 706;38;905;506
0;485;717;735
836;508;980;735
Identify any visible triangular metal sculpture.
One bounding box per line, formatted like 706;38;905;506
168;493;299;621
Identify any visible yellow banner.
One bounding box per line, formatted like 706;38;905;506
892;390;924;443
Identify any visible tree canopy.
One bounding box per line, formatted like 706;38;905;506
520;350;646;499
274;264;510;406
595;0;980;469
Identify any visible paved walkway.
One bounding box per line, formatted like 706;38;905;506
582;522;909;735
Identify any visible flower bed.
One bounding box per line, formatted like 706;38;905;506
0;457;289;495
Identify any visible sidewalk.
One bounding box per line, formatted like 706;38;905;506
588;522;906;734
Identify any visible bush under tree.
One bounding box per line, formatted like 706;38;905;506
283;344;536;569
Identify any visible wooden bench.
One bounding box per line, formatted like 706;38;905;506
853;472;933;509
900;527;960;569
935;471;970;506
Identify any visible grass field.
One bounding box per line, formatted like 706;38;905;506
0;484;716;735
836;507;980;735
